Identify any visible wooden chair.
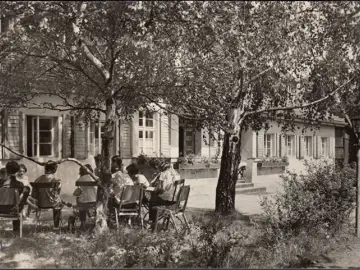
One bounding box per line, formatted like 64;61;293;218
30;182;64;233
114;185;144;229
143;179;185;221
153;185;191;233
68;181;98;232
0;188;23;238
171;179;185;201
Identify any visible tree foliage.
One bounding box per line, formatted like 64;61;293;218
0;1;359;215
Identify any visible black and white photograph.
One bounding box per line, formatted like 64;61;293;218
0;1;360;268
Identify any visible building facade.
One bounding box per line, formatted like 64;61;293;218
0;95;221;194
240;118;347;182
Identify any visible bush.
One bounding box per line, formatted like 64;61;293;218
261;159;356;243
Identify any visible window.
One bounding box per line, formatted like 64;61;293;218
89;120;105;155
321;137;329;157
285;135;295;156
139;110;156;155
304;136;312;157
263;134;274;157
27;116;55;157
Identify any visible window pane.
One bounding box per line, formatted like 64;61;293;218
148;131;153;139
39;131;52;143
186;140;192;147
139;131;143;138
186;131;192;137
39;118;52;130
100;122;105;138
139;111;143;118
95;122;99;139
146;119;153;127
145;111;153;119
139;118;143;126
33;118;37;131
40;144;52;156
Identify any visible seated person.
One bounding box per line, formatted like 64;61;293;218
72;164;97;230
148;162;177;226
0;167;7;186
0;161;30;232
94;154;102;178
16;164;30;188
112;155;127;173
126;163;150;189
107;158;134;224
127;163;150;205
28;161;65;229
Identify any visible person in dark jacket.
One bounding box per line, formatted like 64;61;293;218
0;161;30;232
28;161;64;229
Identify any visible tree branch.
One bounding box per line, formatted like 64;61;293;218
245;76;355;118
138;93;210;121
27;103;106;113
72;2;110;81
0;142;113;193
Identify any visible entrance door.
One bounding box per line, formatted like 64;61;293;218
184;128;195;155
179;127;184;157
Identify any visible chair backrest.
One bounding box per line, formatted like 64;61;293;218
75;181;99;187
30;182;59;189
0;188;20;214
0;188;19;206
31;182;60;208
172;179;185;201
119;185;143;208
174;185;190;212
75;181;98;204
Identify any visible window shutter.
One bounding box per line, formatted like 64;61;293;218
62;114;73;158
280;134;286;157
4;110;22;160
74;118;88;159
0;110;4;159
257;130;264;157
300;135;305;159
295;135;299;159
119;120;132;158
316;136;321;158
329;137;334;158
160;113;170;157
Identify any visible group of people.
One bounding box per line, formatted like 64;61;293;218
0;160;66;231
0;154;181;232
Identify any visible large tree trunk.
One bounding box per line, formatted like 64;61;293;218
215;130;242;213
95;99;116;234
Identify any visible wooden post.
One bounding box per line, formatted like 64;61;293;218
356;142;360;237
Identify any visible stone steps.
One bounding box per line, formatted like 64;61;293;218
236;182;254;189
236;186;267;195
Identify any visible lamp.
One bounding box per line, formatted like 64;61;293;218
350;116;360;237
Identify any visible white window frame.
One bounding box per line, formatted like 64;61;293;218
30;116;54;157
321;137;328;157
304;136;312;157
263;133;274;157
286;135;295;157
138;110;156;156
89;120;105;156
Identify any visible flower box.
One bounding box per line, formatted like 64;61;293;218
257;162;289;169
173;163;220;170
257;162;289;176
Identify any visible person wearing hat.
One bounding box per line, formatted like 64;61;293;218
28;160;66;229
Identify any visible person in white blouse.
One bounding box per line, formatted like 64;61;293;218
16;164;30;188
